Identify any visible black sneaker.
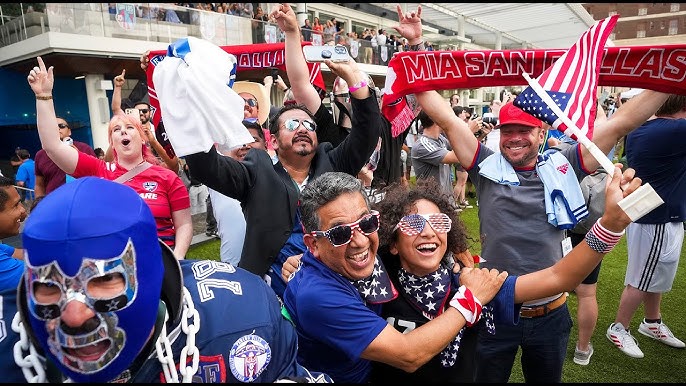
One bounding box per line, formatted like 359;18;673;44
205;230;218;237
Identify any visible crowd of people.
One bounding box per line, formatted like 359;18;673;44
0;3;684;384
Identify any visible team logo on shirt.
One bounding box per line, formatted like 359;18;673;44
143;181;158;192
158;355;226;383
228;334;271;382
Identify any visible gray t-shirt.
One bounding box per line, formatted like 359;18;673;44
411;134;453;196
466;143;588;276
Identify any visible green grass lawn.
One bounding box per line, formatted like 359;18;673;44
187;207;686;382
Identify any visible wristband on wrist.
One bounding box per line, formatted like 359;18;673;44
349;80;368;93
36;95;53;100
409;41;425;51
585;219;625;254
449;285;483;327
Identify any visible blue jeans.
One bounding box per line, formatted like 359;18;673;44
474;303;572;383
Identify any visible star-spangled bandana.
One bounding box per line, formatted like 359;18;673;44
351;256;398;304
397;264;496;368
398;264;463;367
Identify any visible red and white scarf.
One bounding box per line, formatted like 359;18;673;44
382;45;686;137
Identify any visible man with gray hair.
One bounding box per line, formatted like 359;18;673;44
283;171;506;383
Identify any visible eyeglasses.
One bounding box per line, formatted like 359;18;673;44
243;98;258;108
311;211;380;247
283;118;316;132
57;123;69;129
393;213;452;236
138;108;150;114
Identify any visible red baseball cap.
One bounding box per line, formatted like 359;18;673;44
497;102;543;128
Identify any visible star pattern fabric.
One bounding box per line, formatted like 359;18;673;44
398;265;452;318
351;256;398;304
397;265;496;368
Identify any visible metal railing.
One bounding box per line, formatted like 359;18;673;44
0;3;403;65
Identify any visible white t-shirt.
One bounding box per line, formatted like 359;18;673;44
376;33;387;46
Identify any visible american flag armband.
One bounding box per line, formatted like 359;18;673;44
584;219;624;254
449;285;483;327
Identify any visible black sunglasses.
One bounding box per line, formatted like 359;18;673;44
283;118;316;132
58;123;69;129
310;211;380;247
138;108;150;114
243;98;258;108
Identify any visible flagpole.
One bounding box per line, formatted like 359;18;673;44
521;73;616;174
521;72;665;222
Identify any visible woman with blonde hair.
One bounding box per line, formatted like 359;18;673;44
27;56;192;259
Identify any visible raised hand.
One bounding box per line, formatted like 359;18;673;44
270;3;298;33
114;69;126;88
140;50;151;72
392;4;423;43
263;75;274;88
27;56;54;96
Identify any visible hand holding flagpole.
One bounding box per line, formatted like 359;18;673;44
514;14;664;222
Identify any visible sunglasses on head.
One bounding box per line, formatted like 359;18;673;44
283;118;316;132
57;123;69;129
138;108;150;114
243;98;258;108
393;213;452;236
311;211;380;247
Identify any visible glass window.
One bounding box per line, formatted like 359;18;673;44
670;3;680;12
669;19;678;35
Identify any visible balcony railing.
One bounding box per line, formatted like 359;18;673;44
0;3;402;65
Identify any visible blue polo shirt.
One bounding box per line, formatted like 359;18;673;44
283;251;387;383
0;244;24;292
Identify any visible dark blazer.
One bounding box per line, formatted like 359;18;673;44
186;94;382;276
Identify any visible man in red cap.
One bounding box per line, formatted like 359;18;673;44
414;90;668;383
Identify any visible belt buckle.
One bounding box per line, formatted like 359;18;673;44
520;294;565;318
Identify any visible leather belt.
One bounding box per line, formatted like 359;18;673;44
520;293;567;318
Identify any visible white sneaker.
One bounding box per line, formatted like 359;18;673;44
638;319;686;348
573;343;594;366
606;322;644;358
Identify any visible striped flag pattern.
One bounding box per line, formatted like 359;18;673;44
514;15;619;141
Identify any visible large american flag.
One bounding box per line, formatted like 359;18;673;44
513;15;619;141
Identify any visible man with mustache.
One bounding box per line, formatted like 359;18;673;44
184;64;380;300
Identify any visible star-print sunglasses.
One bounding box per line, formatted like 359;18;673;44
393;213;452;236
311;211;380;247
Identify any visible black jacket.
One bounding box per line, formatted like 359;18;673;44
186;94;382;276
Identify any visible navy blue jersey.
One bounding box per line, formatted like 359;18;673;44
1;288;28;383
127;260;332;383
626;118;686;223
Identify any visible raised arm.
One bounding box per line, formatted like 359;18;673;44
585;90;669;170
271;3;321;113
391;4;423;47
27;57;79;174
111;69;126;116
144;125;179;172
415;91;479;167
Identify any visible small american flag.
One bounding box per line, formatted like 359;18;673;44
514;15;619;141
